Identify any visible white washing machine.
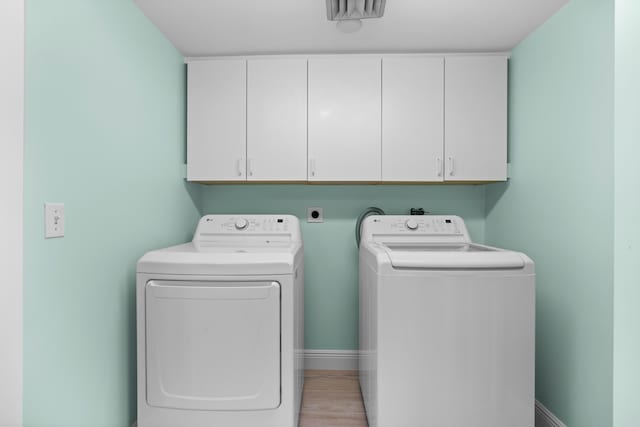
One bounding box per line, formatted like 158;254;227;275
359;215;535;427
136;214;304;427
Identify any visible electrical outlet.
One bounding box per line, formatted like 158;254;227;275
307;207;323;223
45;203;65;238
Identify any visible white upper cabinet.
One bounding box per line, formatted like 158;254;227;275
187;59;246;181
186;54;507;183
444;56;507;181
308;57;382;181
247;59;307;181
382;56;445;182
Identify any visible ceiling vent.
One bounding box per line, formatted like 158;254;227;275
326;0;387;21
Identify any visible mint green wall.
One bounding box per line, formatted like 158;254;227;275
485;0;614;425
613;1;640;425
24;1;200;426
200;185;486;349
25;1;628;425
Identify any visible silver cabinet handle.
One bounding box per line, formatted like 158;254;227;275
309;158;316;177
448;156;454;176
437;157;443;177
236;158;243;177
247;158;253;177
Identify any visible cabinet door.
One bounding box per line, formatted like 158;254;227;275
187;60;246;181
308;57;381;181
247;59;307;181
444;56;507;181
382;57;444;182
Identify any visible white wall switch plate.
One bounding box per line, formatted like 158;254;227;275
45;203;65;238
307;207;324;223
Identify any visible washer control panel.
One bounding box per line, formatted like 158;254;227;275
362;215;471;243
234;218;249;230
377;216;462;234
405;219;419;230
193;215;301;243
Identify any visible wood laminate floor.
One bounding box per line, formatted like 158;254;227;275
299;370;368;427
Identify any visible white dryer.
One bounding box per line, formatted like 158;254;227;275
136;214;304;427
359;215;535;427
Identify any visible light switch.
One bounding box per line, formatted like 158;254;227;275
45;203;65;238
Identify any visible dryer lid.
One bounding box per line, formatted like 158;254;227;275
137;215;303;275
137;242;300;275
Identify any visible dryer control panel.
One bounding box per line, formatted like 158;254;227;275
193;215;302;245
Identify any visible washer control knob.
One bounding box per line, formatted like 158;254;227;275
235;218;249;230
405;219;419;230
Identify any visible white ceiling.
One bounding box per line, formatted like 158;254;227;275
134;0;570;58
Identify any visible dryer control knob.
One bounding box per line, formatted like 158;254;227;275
235;218;249;230
405;219;419;230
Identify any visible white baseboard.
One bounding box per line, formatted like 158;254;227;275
304;349;358;371
535;400;566;427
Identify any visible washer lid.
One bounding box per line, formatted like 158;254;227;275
380;243;526;270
